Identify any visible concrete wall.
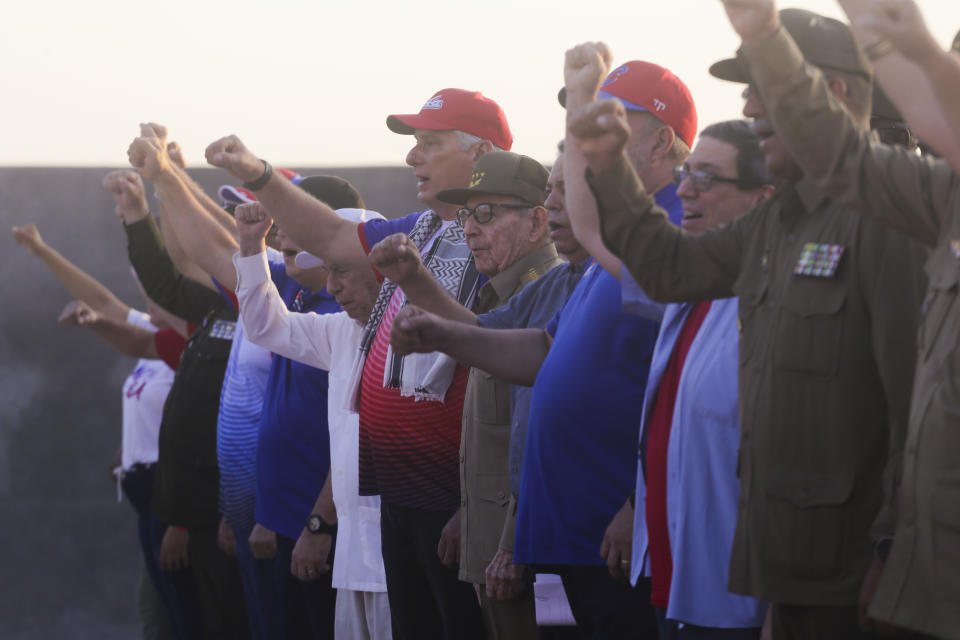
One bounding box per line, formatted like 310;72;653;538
0;166;421;638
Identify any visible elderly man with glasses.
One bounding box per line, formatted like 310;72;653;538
369;149;561;639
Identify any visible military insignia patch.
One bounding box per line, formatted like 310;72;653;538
794;242;845;277
469;171;485;188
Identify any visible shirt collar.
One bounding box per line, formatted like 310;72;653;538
794;178;829;213
484;243;561;302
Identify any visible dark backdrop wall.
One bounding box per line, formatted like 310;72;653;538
0;166;421;639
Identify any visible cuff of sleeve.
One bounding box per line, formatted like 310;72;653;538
498;495;518;552
124;213;161;244
233;250;271;292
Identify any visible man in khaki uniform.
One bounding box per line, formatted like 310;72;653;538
369;150;561;639
565;9;926;638
714;1;960;638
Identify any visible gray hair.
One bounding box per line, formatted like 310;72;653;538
454;130;504;152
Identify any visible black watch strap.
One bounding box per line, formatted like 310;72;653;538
243;160;273;191
306;514;337;535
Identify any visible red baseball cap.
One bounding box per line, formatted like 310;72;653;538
560;61;697;147
386;88;513;151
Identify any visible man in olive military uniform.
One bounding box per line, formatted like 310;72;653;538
705;1;960;638
369;150;561;639
564;8;927;639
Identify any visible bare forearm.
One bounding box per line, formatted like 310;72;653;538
175;165;239;233
252;173;361;264
564;91;622;278
154;172;239;289
31;244;130;322
839;0;960;164
400;268;478;325
440;325;550;386
86;317;159;359
311;469;337;524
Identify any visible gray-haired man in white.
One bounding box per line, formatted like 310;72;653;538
232;202;391;640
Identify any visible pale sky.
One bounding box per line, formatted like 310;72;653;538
2;0;958;168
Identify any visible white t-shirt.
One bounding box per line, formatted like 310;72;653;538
121;309;176;469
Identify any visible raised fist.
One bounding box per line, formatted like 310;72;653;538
127;133;172;182
858;0;940;63
235;202;274;247
166;141;187;170
102;170;149;223
720;0;780;43
58;300;100;328
390;305;448;355
205;135;264;183
564;42;614;105
568;98;632;174
12;224;45;255
368;233;424;285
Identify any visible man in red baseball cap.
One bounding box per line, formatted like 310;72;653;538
561;53;697;282
205;89;511;638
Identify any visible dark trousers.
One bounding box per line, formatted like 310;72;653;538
380;502;483;640
654;607;759;640
187;526;251;640
537;565;657;639
770;603;934;640
272;533;337;640
122;464;204;640
232;523;283;640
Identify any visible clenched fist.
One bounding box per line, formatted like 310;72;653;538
58;300;100;328
205;135;265;183
12;224;45;255
235;202;274;256
564;42;614;107
102;170;149;223
368;233;425;285
568;98;632;174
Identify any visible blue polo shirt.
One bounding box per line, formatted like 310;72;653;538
514;184;682;566
254;262;341;540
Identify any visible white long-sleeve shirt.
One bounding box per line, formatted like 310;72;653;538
234;250;386;593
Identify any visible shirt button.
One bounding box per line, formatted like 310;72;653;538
497;491;506;499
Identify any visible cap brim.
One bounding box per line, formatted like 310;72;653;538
387;113;455;135
294;251;325;270
708;58;749;83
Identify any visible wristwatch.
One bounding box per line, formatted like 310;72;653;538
306;514;338;536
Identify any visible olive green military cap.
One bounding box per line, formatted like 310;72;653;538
710;8;872;84
437;151;549;206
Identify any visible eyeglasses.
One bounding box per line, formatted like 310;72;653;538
455;202;532;227
673;166;751;193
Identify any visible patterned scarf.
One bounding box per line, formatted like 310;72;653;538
356;210;481;399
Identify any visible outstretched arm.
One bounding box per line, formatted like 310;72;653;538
563;41;624;279
205;134;362;266
58;300;159;359
368;233;478;324
390;306;550;386
233;203;339;370
128;125;240;289
13;224;131;323
842;0;960;172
